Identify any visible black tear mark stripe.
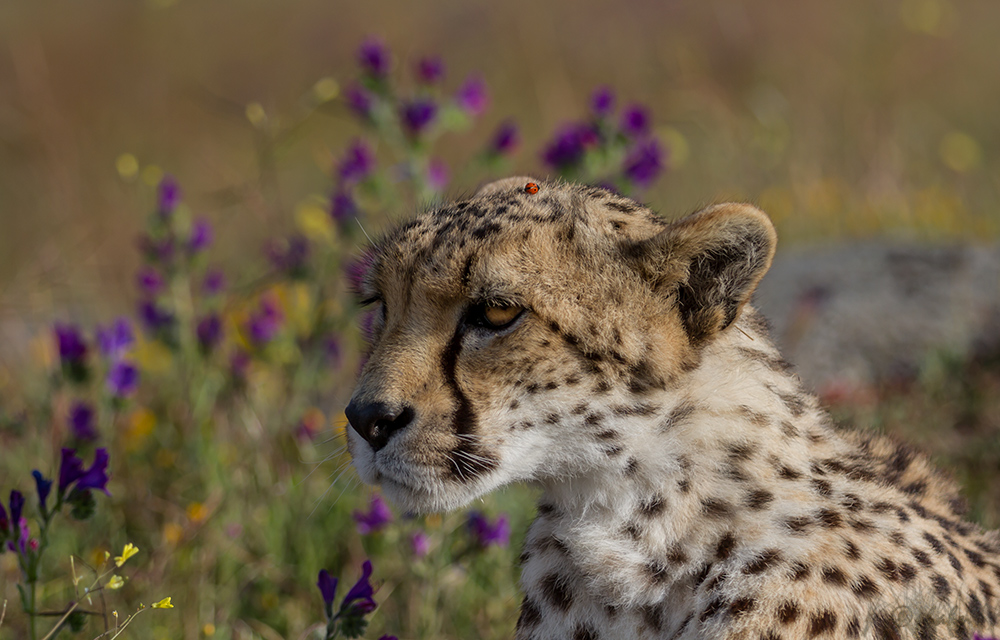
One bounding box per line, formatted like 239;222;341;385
441;322;498;481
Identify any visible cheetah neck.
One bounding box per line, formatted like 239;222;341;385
530;312;837;609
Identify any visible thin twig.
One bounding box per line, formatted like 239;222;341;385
1;599;7;629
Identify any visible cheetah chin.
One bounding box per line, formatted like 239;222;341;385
345;177;1000;640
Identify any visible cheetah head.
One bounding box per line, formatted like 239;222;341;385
346;178;776;513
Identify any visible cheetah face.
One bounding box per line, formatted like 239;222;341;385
345;178;776;513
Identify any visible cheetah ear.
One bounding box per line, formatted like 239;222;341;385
474;176;542;197
626;203;777;344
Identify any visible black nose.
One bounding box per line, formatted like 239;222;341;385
345;400;415;452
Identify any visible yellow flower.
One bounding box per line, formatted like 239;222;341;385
313;77;340;103
295;198;335;243
116;153;139;180
115;543;139;567
245;102;267;128
107;575;125;590
141;164;164;187
202;623;216;636
125;408;156;452
163;522;184;545
152;597;174;609
186;502;208;524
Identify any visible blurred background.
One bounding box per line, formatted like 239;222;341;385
0;0;998;638
2;0;999;337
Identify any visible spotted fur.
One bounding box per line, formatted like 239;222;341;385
345;177;1000;639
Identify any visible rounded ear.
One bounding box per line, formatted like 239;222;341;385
624;203;777;345
474;176;542;197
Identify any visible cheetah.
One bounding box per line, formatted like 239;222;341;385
345;177;1000;639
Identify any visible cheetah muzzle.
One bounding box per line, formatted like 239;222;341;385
345;177;1000;639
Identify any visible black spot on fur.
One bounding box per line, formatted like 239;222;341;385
699;597;724;622
821;566;847;586
916;615;936;640
661;402;696;431
729;597;755;617
785;516;812;536
702;498;734;518
777;601;800;625
539;573;573;611
645;561;670;585
844;539;862;560
846;616;861;638
516;598;542;630
911;547;933;567
852;575;881;599
816;508;843;528
808;611;837;636
746;489;774;510
639;495;667;517
778;464;803;480
573;623;599;640
623;457;640;476
790;562;811;581
716;533;737;560
872;613;902;640
811;478;832;497
930;574;950;601
744;549;783;575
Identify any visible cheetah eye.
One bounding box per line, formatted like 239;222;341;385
467;301;525;331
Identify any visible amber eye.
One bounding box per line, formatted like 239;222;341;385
468;301;524;330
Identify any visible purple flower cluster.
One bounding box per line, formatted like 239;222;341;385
245;295;284;348
467;511;510;549
266;234;310;278
540;86;667;190
1;448;110;558
352;493;393;535
317;560;384;639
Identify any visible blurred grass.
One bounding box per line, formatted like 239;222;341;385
0;1;999;638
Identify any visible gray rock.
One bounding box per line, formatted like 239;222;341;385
754;242;1000;395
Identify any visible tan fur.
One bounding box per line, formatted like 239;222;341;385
346;178;1000;639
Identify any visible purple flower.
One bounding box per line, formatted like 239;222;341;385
410;531;430;558
158;175;181;214
378;636;399;640
317;569;338;609
107;360;139;397
197;314;223;353
138;235;176;265
489;120;520;156
96;317;135;359
591;86;616;118
202;268;226;295
16;518;30;555
400;99;438;135
541;123;598;170
331;191;359;223
426;158;449;191
467;511;510;548
58;449;85;495
136;267;165;297
325;336;342;367
357;37;391;78
339;140;376;184
9;491;24;529
230;350;251;381
0;501;8;536
353;494;393;535
246;296;283;346
622;138;666;188
416;56;444;84
266;235;309;277
346;83;374;119
189;218;213;252
54;324;88;365
68;401;98;441
32;471;52;513
620;104;651;138
455;76;488;116
138;301;174;333
341;559;377;614
74;448;110;494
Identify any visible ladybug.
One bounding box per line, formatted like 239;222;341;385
524;182;539;194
